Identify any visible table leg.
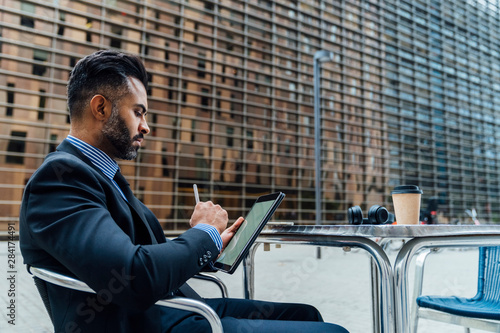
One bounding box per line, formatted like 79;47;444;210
370;238;399;333
243;242;261;299
244;236;395;333
371;257;381;333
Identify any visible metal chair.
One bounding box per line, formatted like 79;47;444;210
30;266;226;333
410;247;500;333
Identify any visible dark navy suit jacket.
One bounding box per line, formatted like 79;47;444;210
20;139;218;332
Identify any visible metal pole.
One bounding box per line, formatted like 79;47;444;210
313;50;334;259
313;55;322;259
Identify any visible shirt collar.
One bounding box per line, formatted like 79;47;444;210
66;135;119;180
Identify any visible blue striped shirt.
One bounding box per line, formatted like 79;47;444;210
66;135;222;252
67;135;126;201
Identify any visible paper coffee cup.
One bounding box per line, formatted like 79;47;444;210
391;185;423;225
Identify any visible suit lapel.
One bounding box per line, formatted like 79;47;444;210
113;171;158;244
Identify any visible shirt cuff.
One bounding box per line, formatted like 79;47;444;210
193;224;222;252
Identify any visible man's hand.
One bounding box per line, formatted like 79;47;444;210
190;201;228;234
221;216;244;250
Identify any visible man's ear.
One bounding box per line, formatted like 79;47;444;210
89;95;112;121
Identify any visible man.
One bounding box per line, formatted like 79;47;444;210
20;50;348;333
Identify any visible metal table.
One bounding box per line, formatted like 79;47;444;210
241;224;500;333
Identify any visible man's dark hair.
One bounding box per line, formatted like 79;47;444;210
67;50;148;121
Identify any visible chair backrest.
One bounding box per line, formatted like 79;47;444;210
30;266;224;333
33;276;54;324
479;246;500;303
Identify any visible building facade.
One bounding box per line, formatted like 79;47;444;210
1;0;500;231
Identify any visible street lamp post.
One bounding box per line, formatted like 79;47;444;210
314;50;334;258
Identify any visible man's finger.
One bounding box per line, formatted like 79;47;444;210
229;217;245;231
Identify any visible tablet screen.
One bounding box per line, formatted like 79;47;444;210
214;192;284;273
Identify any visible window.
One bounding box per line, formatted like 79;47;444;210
6;131;27;164
110;25;122;49
226;127;234;147
201;88;210;110
204;1;214;11
161;148;170;177
150;113;157;136
195;153;209;180
20;2;35;28
247;130;254;150
197;58;206;78
191;120;196;142
164;42;170;67
58;12;66;36
49;134;58;153
38;89;46;120
147;72;152;96
6;83;14;116
144;34;150;55
181;82;187;102
33;50;48;76
86;19;92;42
168;78;175;100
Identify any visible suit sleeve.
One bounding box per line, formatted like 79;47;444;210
20;154;218;310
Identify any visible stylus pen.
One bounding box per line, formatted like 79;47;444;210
193;184;200;204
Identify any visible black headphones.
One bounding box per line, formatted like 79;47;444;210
348;205;395;225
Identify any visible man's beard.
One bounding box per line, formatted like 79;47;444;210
102;109;143;160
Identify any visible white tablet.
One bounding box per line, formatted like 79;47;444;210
214;192;285;274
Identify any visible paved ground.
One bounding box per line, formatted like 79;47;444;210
0;240;484;332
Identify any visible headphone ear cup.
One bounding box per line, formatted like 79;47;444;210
367;205;380;224
387;212;395;224
348;206;364;225
368;205;392;225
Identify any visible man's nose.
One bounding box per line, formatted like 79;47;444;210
140;118;150;135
